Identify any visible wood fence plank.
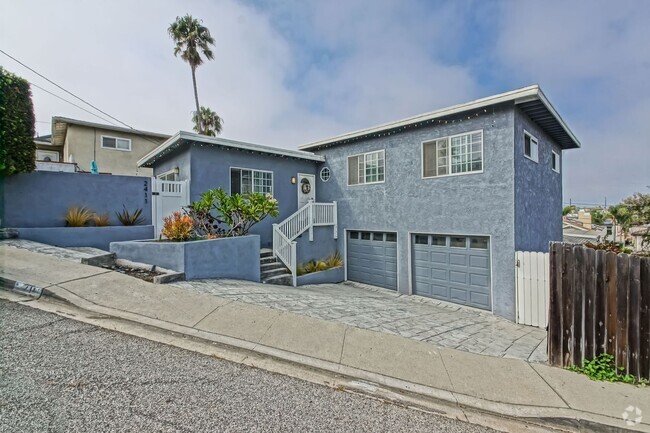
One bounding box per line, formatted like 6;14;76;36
572;246;585;366
640;258;650;380
562;244;574;367
516;252;524;324
530;251;539;327
540;252;549;329
584;248;596;361
594;250;607;356
616;254;630;372
548;243;563;366
628;255;641;379
606;252;618;357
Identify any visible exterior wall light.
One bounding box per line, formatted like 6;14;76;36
291;176;296;184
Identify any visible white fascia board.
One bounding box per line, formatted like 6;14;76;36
138;131;325;167
298;85;541;150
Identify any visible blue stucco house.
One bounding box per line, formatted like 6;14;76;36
138;85;580;321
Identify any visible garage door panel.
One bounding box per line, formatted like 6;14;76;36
470;292;490;308
347;231;398;290
430;251;448;264
431;268;447;281
469;255;489;269
449;253;467;266
449;270;467;284
412;234;491;311
470;273;489;287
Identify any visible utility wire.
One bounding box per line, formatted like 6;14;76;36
29;82;119;126
0;48;136;130
1;49;168;147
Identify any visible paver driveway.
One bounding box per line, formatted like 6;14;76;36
2;239;547;363
173;279;548;363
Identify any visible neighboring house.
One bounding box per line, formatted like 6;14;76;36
48;117;170;176
630;225;650;252
562;218;606;244
34;134;78;173
139;84;580;321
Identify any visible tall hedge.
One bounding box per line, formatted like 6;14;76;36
0;67;36;176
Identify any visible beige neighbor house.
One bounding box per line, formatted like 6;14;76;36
38;117;170;176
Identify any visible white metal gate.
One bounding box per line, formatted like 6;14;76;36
515;251;550;329
152;179;189;237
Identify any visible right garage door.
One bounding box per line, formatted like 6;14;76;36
412;234;491;310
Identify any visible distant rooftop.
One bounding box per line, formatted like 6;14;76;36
51;116;170;147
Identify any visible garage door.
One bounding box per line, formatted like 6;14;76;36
412;234;491;310
347;231;397;290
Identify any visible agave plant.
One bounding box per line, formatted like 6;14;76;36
65;206;93;227
325;251;343;268
115;206;144;226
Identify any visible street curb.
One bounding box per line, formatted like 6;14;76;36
0;276;44;299
11;285;642;433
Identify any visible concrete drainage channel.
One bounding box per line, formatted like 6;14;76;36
80;253;184;284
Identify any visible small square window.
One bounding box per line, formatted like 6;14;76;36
371;233;383;241
431;235;446;246
361;232;371;240
415;235;429;245
552;151;560;173
350;231;359;239
385;233;397;242
450;237;466;248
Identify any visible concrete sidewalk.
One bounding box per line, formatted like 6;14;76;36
1;244;648;432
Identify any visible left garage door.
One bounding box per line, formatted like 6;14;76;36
347;231;397;290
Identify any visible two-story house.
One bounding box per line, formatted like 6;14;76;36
138;85;580;321
38;117;170;176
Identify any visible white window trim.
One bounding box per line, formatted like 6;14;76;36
157;167;179;180
552;150;561;173
229;166;274;196
36;150;60;162
320;166;331;182
347;149;386;186
421;129;484;179
523;130;538;163
101;135;132;152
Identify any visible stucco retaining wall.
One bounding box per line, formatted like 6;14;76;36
110;235;260;281
297;266;344;286
17;226;154;251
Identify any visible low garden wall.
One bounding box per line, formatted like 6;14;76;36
110;235;260;282
17;226;154;251
297;266;344;286
2;171;152;227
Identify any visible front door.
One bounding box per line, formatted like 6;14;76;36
297;173;315;209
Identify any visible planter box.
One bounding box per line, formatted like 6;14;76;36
110;235;260;282
16;226;154;251
297;266;344;286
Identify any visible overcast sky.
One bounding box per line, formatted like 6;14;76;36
2;0;648;204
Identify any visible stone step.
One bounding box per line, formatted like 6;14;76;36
260;261;286;271
263;273;293;286
260;256;277;265
261;267;290;279
260;249;274;258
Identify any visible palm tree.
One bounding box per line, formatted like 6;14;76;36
168;14;215;133
192;106;223;136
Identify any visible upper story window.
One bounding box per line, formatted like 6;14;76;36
422;130;483;178
101;135;131;151
348;150;385;186
230;167;273;195
552;150;560;173
523;131;538;162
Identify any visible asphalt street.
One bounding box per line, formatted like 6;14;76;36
0;300;498;432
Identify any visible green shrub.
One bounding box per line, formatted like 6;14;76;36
297;252;344;276
567;353;647;385
0;67;36;176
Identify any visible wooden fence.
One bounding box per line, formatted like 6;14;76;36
548;242;650;380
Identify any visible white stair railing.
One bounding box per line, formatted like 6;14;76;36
272;200;338;286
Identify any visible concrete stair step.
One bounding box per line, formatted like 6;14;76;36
261;262;286;271
260;249;274;259
260;256;277;265
263;273;293;286
261;267;290;279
